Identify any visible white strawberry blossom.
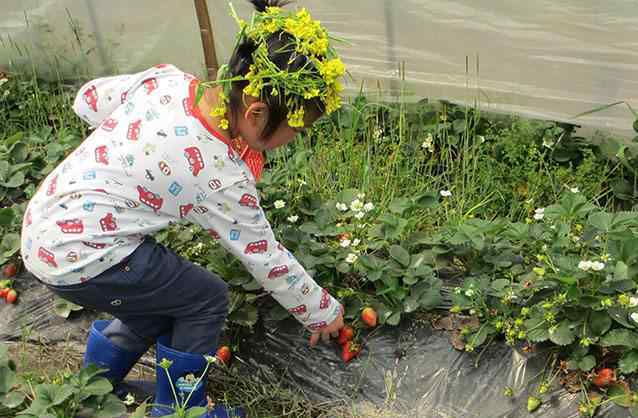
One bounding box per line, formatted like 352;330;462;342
363;202;375;212
336;202;348;212
578;260;593;271
352;238;361;247
350;199;364;211
630;297;638;307
533;208;545;220
631;312;638;324
274;200;286;209
440;190;452;197
340;239;351;248
354;211;365;220
287;215;299;223
345;253;358;263
590;261;605;271
578;260;605;271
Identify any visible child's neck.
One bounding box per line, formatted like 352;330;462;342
199;85;233;141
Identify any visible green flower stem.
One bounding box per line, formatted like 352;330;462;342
163;367;182;412
182;361;212;409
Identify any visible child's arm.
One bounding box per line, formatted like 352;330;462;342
186;180;342;333
72;64;180;128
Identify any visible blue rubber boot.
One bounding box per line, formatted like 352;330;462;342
151;339;245;418
83;320;148;397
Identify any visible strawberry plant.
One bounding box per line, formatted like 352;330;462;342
0;343;126;418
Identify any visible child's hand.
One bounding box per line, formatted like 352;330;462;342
309;306;344;347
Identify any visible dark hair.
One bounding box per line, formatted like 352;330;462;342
226;0;325;139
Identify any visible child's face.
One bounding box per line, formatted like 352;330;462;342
240;102;320;151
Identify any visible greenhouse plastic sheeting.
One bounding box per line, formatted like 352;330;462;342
1;0;637;137
1;273;633;417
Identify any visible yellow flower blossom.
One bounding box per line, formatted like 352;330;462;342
287;107;305;128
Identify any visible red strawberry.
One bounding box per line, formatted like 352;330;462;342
341;341;361;363
216;345;231;365
338;326;354;345
2;263;16;278
361;307;377;328
0;288;8;299
5;289;17;304
592;368;615;387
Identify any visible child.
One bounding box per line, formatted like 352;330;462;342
20;0;346;416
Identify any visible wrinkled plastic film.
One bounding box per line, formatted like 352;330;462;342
1;274;633;417
1;0;637;136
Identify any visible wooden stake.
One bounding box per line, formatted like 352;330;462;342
193;0;219;81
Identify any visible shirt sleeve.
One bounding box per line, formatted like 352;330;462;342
185;179;342;332
72;64;182;128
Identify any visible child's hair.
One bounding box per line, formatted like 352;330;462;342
226;0;325;139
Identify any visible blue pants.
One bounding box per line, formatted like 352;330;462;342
43;237;229;354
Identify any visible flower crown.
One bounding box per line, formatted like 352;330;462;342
209;4;346;130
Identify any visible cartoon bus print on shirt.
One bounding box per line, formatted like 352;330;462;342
184;147;204;176
136;185;163;212
288;304;307;315
182;98;191;116
127;119;142;141
102;118;118;132
307;321;327;332
208;179;222;191
82;241;108;249
143;77;158;95
244;240;267;254
158;161;172;175
99;213;118;232
268;265;289;279
238;193;258;209
319;288;331;309
83;85;98;112
95;145;109;165
179;204;194;218
207;229;220;240
46;175;58;196
56;218;84;234
38;247;58;268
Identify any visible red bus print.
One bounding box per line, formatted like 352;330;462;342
83;85;98;112
56;218;84;234
121;91;128;103
182;98;192;116
268;265;289;279
95;145;109;165
102;118;118;131
184;147;204;176
38;247;58;268
208;179;222;191
179;204;194;218
99;212;118;232
308;321;327;332
244;240;268;254
127;119;142;141
136;185;163;212
238;193;258;209
46;175;58;196
143;78;158;95
82;241;108;249
207;229;220;240
288;305;307;315
319;289;331;309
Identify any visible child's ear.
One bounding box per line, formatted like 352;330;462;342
244;102;269;128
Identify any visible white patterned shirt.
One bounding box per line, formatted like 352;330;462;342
20;64;340;331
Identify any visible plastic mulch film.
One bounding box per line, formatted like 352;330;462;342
1;273;633;417
1;0;637;137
